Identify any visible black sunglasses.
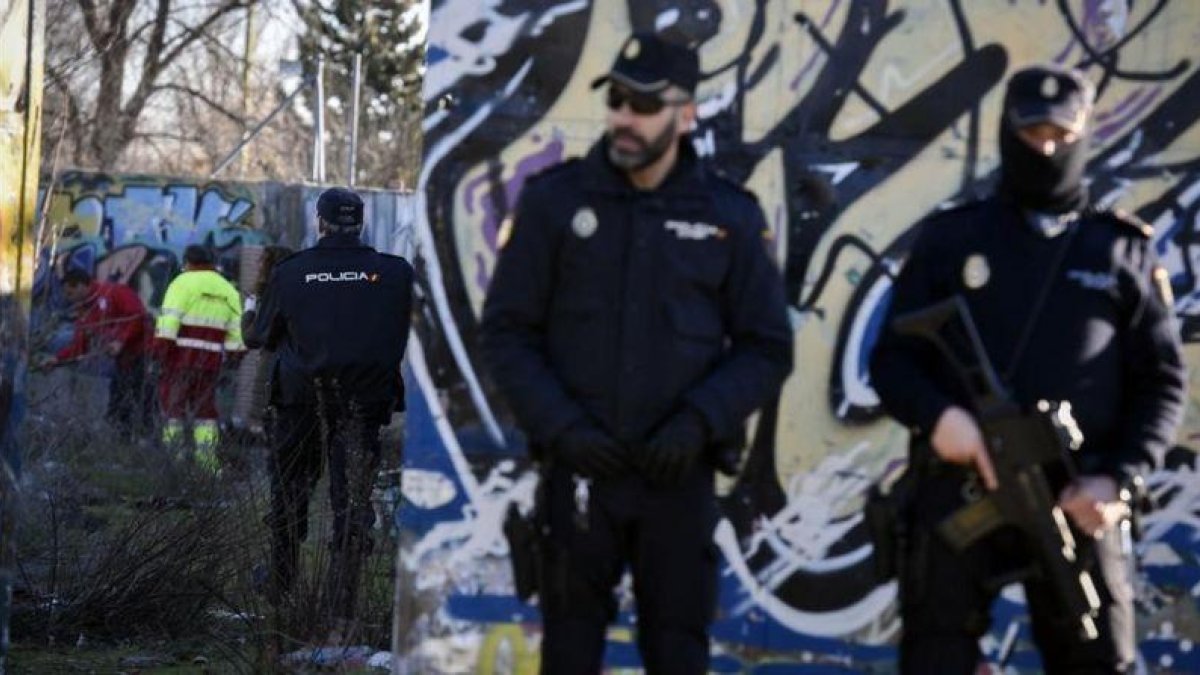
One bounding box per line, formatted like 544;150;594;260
605;87;688;115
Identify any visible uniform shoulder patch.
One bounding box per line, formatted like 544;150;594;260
705;170;770;240
1101;208;1154;239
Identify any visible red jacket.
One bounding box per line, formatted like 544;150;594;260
57;281;149;368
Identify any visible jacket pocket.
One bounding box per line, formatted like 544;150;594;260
666;301;723;345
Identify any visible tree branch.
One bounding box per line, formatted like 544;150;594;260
76;0;103;49
151;83;246;125
138;0;172;105
123;0;249;122
158;0;249;73
104;0;137;48
138;131;205;143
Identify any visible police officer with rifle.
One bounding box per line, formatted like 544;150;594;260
870;65;1186;672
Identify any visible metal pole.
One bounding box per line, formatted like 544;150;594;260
239;3;256;175
348;53;363;187
312;56;325;182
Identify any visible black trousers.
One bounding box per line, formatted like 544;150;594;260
107;357;151;439
266;391;388;622
900;473;1136;674
538;463;720;674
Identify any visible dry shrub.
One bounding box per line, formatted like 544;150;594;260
13;370;403;669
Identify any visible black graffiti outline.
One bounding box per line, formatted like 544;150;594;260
1057;0;1189;90
419;0;1200;643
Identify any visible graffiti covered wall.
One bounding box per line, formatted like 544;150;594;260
403;0;1200;672
31;172;418;426
34;171;418;318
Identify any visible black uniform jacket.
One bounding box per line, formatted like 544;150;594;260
870;197;1186;483
480;138;794;449
245;233;415;409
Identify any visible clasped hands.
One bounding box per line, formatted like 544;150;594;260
551;408;708;486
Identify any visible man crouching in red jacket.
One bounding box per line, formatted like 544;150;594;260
43;267;151;439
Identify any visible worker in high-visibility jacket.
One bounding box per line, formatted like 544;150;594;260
154;245;245;471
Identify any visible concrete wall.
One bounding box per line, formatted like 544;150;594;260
34;171;417;314
403;1;1200;672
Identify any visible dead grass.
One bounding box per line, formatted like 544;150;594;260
11;369;403;672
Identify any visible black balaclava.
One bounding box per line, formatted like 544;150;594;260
998;66;1096;214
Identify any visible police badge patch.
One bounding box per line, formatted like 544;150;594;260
962;254;990;290
572;207;598;239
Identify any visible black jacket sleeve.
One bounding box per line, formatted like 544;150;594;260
1103;237;1187;482
683;195;794;441
868;220;956;437
243;269;287;351
479;183;588;446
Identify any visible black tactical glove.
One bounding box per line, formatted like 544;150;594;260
643;407;709;485
552;420;628;478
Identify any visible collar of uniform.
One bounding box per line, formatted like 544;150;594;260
1024;209;1080;238
315;232;367;248
582;137;708;197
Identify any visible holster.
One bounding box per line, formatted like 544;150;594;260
503;470;547;603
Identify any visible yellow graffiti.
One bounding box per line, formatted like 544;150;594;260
473;623;647;674
42;172;261;249
0;0;43;307
475;623;539;675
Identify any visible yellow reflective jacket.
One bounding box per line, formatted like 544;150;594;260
155;268;245;370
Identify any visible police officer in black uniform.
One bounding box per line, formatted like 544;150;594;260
480;33;793;674
870;65;1186;672
244;187;414;629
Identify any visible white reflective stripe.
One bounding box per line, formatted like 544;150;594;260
174;337;227;352
154;317;180;339
178;314;236;329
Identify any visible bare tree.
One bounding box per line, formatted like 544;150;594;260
43;0;271;171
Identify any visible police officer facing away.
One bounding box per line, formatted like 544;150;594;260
480;33;793;674
244;187;414;628
870;65;1186;672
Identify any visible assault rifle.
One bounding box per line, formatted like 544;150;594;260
892;295;1102;641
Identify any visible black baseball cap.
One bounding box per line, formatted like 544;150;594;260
1004;65;1096;135
590;32;699;97
317;187;364;231
183;244;215;266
